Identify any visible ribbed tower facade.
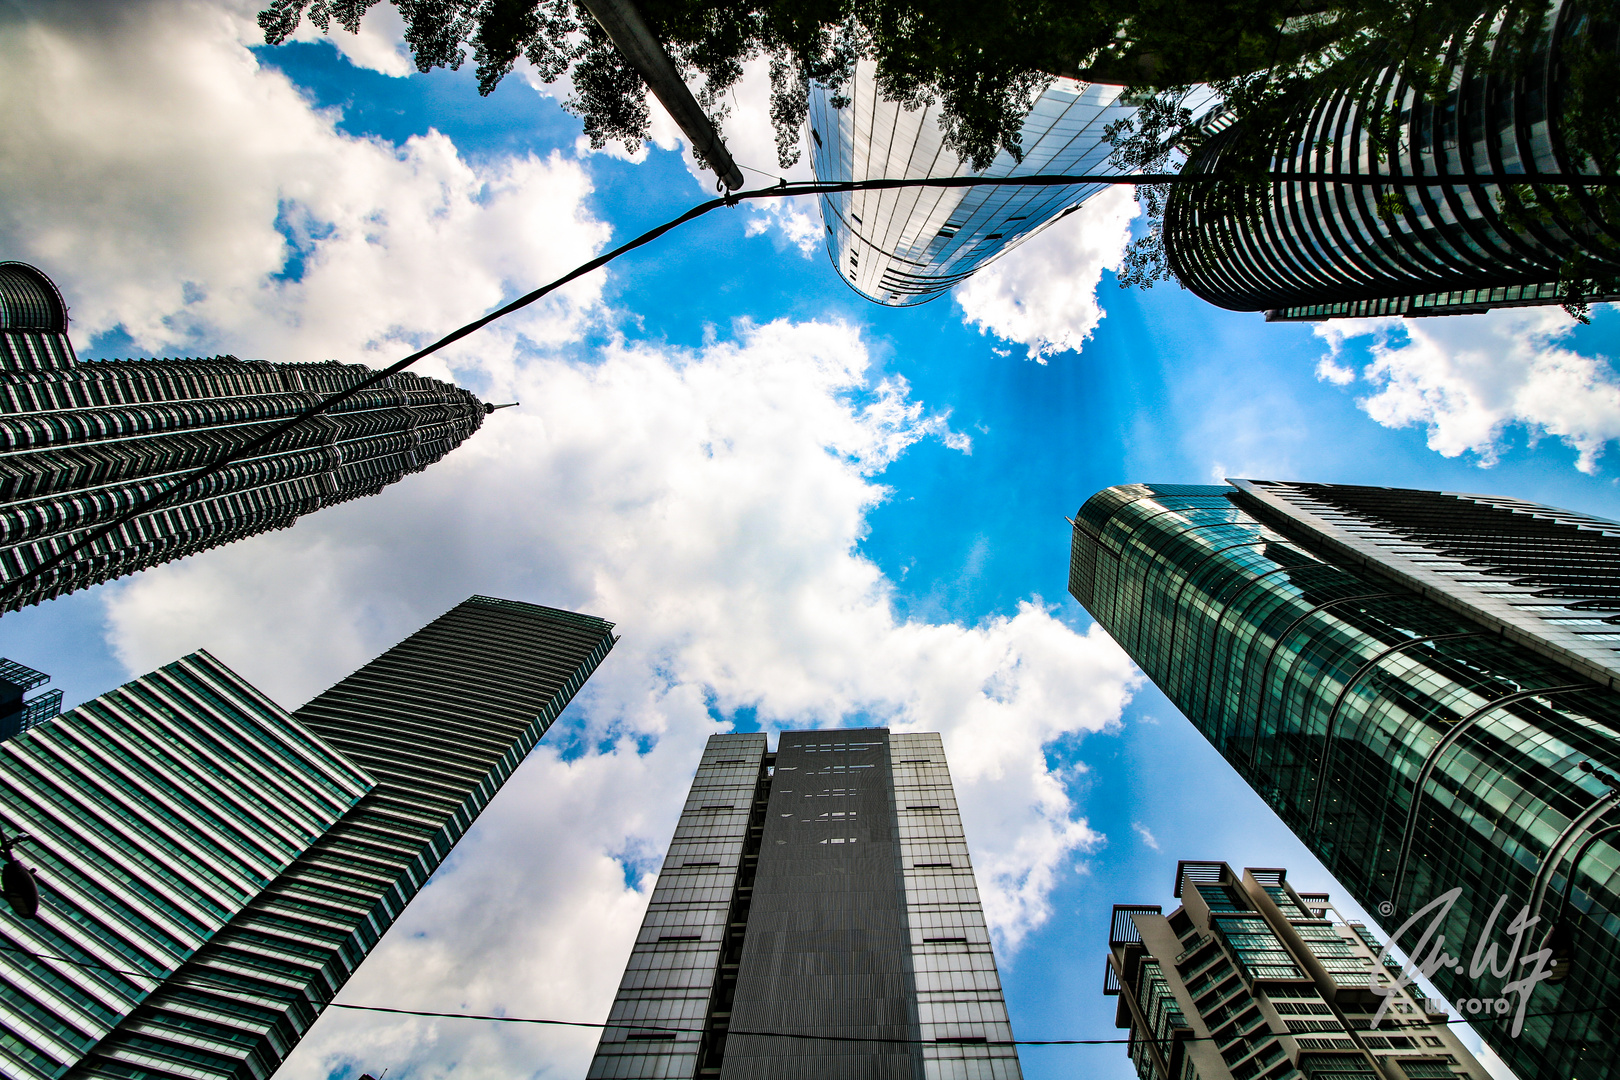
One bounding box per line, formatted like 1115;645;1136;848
588;728;1020;1080
0;261;492;612
1106;862;1486;1080
809;62;1169;305
0;595;616;1079
1165;0;1620;320
1068;480;1620;1080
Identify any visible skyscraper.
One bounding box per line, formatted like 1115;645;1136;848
1068;480;1620;1080
809;62;1170;306
587;728;1020;1079
0;659;61;742
0;595;616;1079
1107;860;1487;1080
1163;0;1620;321
0;260;493;613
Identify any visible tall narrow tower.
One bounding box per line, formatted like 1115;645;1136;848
587;728;1021;1079
808;61;1160;306
0;261;493;613
1068;480;1620;1080
0;595;616;1079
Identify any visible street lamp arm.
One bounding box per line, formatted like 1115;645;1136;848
577;0;746;191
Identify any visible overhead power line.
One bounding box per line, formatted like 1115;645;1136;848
0;942;1608;1048
3;168;1616;612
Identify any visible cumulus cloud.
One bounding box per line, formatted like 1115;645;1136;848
954;186;1140;362
287;0;414;77
0;0;608;377
4;3;1144;1076
1314;308;1620;472
105;317;1139;1077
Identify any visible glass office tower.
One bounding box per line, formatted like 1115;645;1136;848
0;261;493;613
1107;861;1486;1080
0;595;616;1079
1069;480;1620;1080
1164;0;1620;320
0;658;61;741
588;729;1020;1080
809;61;1175;306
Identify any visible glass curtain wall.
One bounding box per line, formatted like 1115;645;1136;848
1070;483;1620;1080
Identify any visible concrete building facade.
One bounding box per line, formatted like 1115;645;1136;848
1108;861;1487;1080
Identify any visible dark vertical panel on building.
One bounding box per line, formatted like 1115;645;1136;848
65;596;615;1080
720;728;922;1080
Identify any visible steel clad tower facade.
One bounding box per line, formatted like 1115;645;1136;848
808;62;1171;306
1164;0;1620;321
0;595;616;1079
588;728;1020;1080
0;261;492;613
1068;480;1620;1080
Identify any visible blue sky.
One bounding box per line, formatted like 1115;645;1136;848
3;4;1620;1078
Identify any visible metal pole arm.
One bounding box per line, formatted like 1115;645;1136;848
577;0;746;191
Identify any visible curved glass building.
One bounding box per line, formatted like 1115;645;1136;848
1164;0;1620;320
808;62;1173;305
0;262;492;613
1069;480;1619;1080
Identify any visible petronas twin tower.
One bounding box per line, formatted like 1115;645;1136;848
0;260;491;613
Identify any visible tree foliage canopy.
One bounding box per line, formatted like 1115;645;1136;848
257;0;1376;170
260;0;1619;313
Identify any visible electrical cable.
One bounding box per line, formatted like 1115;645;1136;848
3;167;1617;610
0;941;1610;1047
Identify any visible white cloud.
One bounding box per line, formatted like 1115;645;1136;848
953;186;1140;362
104;316;1141;1076
288;0;414;77
0;0;609;377
4;3;1144;1075
1314;307;1620;472
1133;822;1161;851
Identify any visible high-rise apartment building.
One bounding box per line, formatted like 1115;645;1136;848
1068;480;1620;1080
809;62;1177;306
0;261;492;613
1107;861;1487;1080
587;728;1020;1079
0;595;615;1079
1163;0;1620;321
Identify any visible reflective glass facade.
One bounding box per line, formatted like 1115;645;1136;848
1106;863;1486;1080
0;261;491;612
588;733;770;1080
0;595;615;1079
0;651;371;1079
1070;482;1620;1080
589;728;1020;1080
1164;1;1620;320
0;657;61;741
809;65;1191;306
